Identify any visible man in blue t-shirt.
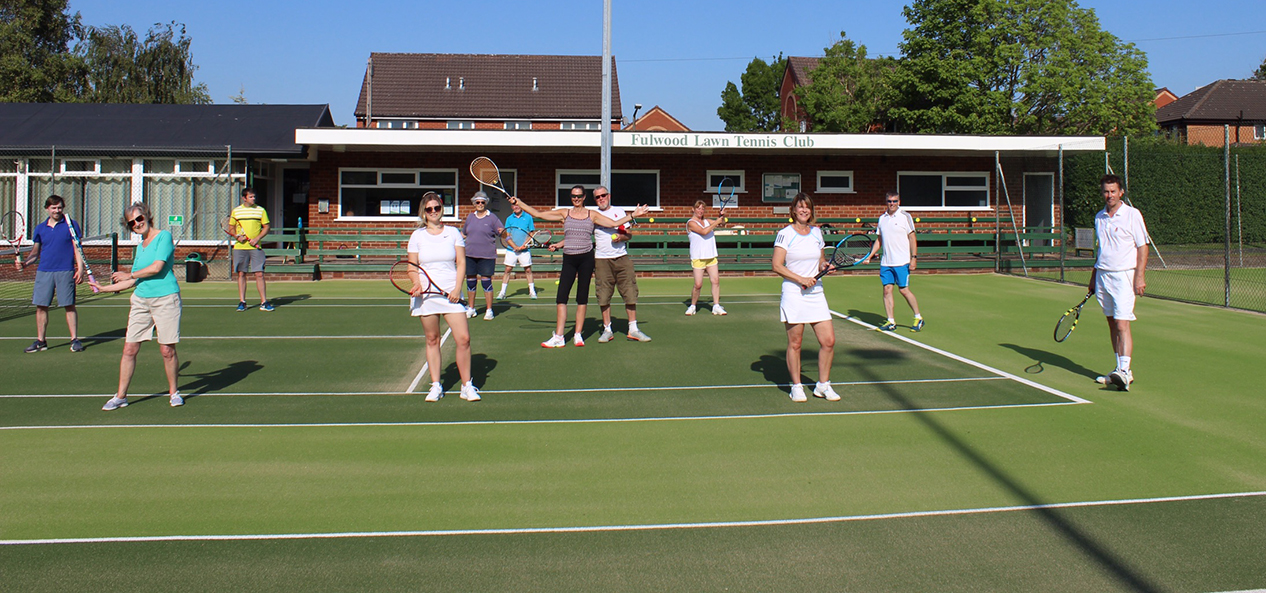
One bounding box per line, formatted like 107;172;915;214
497;200;538;300
17;195;86;353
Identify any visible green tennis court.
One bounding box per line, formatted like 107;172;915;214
2;275;1264;592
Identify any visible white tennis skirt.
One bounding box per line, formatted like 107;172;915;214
780;281;831;324
410;293;468;317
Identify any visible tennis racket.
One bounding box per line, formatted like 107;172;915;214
717;177;736;217
527;229;553;248
63;216;99;293
1054;292;1093;342
470;156;509;198
814;233;872;280
222;215;239;244
2;211;24;262
389;260;467;305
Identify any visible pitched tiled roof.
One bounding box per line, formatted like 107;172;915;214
354;53;622;120
1156;79;1266;124
786;57;820;87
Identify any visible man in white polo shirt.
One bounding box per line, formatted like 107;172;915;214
592;186;650;343
1091;174;1149;391
862;190;924;332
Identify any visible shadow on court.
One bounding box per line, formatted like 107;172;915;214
999;343;1099;380
441;353;498;391
845;308;887;327
271;294;312;307
859;362;1164;593
752;353;792;393
178;360;264;396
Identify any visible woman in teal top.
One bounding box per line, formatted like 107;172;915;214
91;202;184;410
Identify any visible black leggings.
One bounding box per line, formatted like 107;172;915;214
557;250;595;305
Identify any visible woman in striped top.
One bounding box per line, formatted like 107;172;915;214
509;188;648;348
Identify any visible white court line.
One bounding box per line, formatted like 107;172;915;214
0;401;1077;431
829;309;1091;405
405;327;450;393
0;376;1008;399
3;490;1262;546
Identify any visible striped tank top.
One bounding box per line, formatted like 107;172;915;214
562;212;595;255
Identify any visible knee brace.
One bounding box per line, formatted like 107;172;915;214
481;278;493;292
466;278;477;291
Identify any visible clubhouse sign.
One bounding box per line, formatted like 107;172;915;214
626;133;816;149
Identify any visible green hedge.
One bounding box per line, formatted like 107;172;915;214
1063;137;1266;245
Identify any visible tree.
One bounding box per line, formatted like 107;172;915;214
1253;56;1266;80
80;21;211;104
889;0;1156;136
717;55;786;132
0;0;86;102
794;32;894;133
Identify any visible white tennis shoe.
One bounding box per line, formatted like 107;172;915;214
425;382;444;402
102;396;128;411
684;305;697;316
813;383;840;401
712;304;727;316
789;384;808;403
573;333;586;347
484;309;494;321
541;334;565;348
460;382;481;402
598;328;615;343
169;392;184;407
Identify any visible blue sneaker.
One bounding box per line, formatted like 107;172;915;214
879;322;896;332
236;301;247;312
911;318;924;332
260;301;275;312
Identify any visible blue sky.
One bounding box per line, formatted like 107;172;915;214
71;0;1266;131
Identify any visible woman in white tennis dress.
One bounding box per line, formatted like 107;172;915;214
407;192;479;403
771;193;840;403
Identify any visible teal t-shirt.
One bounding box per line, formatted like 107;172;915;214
132;230;180;298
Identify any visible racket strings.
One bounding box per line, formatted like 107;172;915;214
470;158;501;186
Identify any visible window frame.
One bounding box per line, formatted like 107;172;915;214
553;169;661;209
815;170;855;194
560;121;601;130
338;167;460;221
504;121;532;130
705;170;745;193
895;171;991;211
446;121;475;130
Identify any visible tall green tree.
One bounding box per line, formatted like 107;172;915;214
794;32;893;133
81;22;211;104
0;0;85;102
889;0;1156;136
717;55;786;132
1253;56;1266;80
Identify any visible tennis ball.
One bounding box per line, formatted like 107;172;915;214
554;280;560;285
971;217;977;222
915;217;921;223
855;217;861;223
648;217;655;223
789;218;793;223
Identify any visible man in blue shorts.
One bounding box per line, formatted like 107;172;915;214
498;199;538;300
18;195;87;352
862;190;924;332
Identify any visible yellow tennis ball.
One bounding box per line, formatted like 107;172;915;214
648;217;655;223
855;217;861;223
971;217;977;222
789;218;793;223
554;280;560;285
915;217;921;223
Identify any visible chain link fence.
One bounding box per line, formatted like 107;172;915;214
1;146;247;281
1014;134;1266;313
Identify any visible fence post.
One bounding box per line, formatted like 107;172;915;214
1224;125;1231;307
1058;145;1065;283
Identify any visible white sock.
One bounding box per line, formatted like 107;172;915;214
817;381;830;389
604;324;613;332
629;321;639;333
528;282;536;291
1115;354;1124;371
498;284;506;294
914;314;923;320
887;318;896;324
1120;356;1131;372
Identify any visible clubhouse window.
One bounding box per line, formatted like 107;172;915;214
816;171;854;194
897;172;990;209
339;168;458;219
560;121;601;130
706;170;744;193
446;121;475;130
554;170;660;209
504;121;532;130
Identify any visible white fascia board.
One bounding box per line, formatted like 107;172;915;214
295;129;1105;153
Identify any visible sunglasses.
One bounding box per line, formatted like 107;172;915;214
127;215;146;228
886;200;900;203
570;194;585;199
424;206;443;213
593;192;609;198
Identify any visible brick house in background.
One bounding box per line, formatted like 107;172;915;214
780;57;819;132
1155;79;1266;146
1153;87;1179;110
354;53;623;131
623;105;689;132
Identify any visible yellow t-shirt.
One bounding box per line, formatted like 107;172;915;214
230;204;270;250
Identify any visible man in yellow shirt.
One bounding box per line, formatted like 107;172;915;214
227;188;272;311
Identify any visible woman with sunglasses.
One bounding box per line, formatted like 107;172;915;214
508;188;648;348
91;203;184;410
408;192;479;402
771;193;839;403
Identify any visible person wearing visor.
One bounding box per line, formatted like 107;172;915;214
461;191;504;320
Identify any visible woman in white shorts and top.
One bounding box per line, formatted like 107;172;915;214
91;202;184;410
408;192;479;402
771;193;840;403
685;199;727;316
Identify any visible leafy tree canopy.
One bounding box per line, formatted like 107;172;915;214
888;0;1156;136
717;55;786;132
795;32;894;133
1253;56;1266;80
82;22;210;104
0;0;85;102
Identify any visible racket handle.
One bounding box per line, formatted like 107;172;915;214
88;272;100;293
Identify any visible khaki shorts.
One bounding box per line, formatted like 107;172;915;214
127;293;182;344
595;255;638;307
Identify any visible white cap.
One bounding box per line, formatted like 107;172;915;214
471;191;489;204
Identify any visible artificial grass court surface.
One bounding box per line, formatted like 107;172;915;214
2;276;1265;592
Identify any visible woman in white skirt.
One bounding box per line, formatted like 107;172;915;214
771;193;839;403
408;192;478;402
685;199;727;316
